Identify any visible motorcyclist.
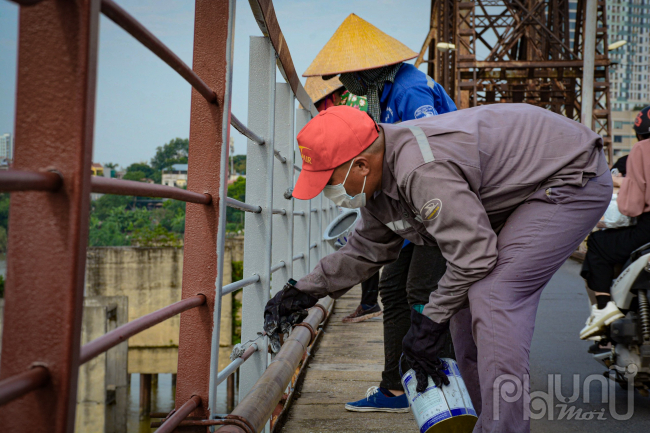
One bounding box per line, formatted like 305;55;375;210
580;105;650;339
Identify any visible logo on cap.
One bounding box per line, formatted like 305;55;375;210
298;146;312;165
420;198;442;221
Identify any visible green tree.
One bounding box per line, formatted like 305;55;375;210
125;162;161;183
226;176;246;232
232;155;247;175
150;138;189;171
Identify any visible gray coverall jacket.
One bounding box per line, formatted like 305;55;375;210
295;103;608;323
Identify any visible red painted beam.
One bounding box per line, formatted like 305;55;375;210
0;0;99;431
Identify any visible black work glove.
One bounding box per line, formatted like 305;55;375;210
264;279;318;352
402;308;451;393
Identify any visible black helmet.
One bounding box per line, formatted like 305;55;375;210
634;106;650;138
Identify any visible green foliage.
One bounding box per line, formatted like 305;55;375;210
232;155;247;175
226;176;246;232
231;260;243;344
150;138;189;171
125;162;161;184
131;225;182;247
89;196;185;247
103;162;118;169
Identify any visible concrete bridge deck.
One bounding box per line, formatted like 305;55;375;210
279;285;416;433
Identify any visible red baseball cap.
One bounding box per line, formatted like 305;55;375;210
293;105;378;200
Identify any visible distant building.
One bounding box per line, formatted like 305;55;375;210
611;110;641;156
0;133;13;160
162;164;188;187
567;0;649;111
90;163;104;176
606;0;649;111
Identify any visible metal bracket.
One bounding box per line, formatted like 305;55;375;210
230;332;265;361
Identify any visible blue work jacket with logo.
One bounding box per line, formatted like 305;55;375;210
380;63;456;247
380;63;457;123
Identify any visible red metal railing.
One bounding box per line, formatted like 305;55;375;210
79;295;207;364
0;0;318;431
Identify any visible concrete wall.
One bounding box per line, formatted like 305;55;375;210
75;296;128;433
0;297;128;433
85;237;244;374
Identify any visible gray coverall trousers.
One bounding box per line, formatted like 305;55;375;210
450;172;612;433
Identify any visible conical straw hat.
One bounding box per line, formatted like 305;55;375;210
304;76;344;104
303;14;417;77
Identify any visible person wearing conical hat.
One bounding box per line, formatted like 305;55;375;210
304;75;369;113
303;13;458;414
303;13;456;123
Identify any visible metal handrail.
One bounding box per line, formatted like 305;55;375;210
155;395;202;433
231;113;265;145
226;197;262;213
91;177;211;204
100;0;217;104
218;298;333;432
0;367;50;407
0;170;62;193
222;275;260;296
247;0;318;117
274;149;287;163
216;344;258;387
292;253;304;261
79;295;206;364
270;261;285;273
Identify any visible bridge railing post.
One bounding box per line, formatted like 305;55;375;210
271;83;295;297
241;35;276;402
292;107;312;281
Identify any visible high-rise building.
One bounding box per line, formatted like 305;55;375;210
568;0;649;112
0;133;13;160
606;0;649;111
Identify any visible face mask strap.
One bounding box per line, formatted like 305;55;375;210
342;158;356;186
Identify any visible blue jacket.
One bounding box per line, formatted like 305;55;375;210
380;63;456;247
380;63;457;123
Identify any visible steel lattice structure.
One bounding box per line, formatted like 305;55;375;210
417;0;612;159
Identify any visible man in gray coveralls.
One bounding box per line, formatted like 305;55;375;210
263;103;611;432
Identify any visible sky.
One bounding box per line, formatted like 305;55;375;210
0;0;431;168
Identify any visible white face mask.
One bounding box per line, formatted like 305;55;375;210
323;158;367;208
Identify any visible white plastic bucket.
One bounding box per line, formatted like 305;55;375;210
323;208;361;250
401;357;477;433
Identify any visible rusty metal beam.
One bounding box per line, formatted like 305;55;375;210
0;367;50;407
0;170;62;192
458;59;609;69
79;295;206;364
0;0;99;431
91;176;212;204
100;0;217;104
174;0;233;426
217;299;333;433
156;395;203;433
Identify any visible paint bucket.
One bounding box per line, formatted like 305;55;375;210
323;208;361;250
400;356;478;433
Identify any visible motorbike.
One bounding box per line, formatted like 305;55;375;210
590;242;650;396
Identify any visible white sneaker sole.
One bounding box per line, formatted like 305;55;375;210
344;404;410;413
580;310;624;340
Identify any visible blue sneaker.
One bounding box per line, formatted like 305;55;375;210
344;386;410;413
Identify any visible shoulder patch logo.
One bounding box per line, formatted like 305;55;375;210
414;105;436;119
420;198;442;221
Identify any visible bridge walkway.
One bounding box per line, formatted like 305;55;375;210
280;285;417;432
